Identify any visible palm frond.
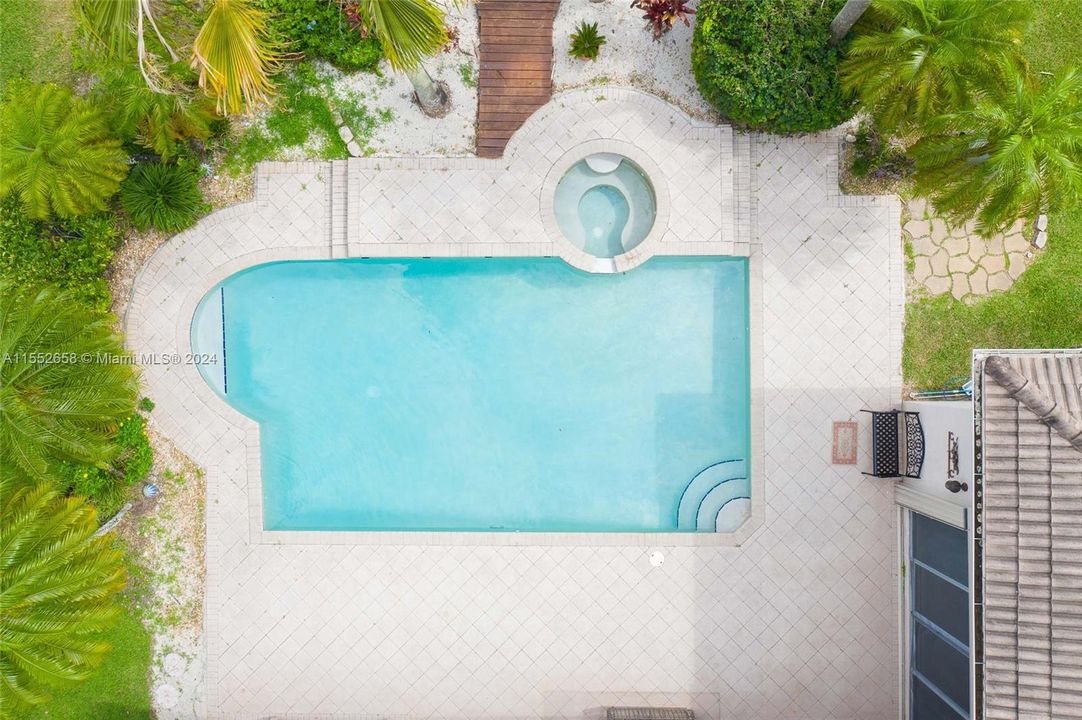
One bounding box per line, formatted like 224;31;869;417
0;283;139;483
190;0;282;115
351;0;447;72
0;477;126;713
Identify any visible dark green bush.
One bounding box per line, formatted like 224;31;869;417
0;195;118;311
61;412;154;520
691;0;856;133
120;163;207;232
259;0;382;73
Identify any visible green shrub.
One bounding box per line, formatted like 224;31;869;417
259;0;382;72
120;163;207;232
850;122;912;179
61;412;154;520
0;196;119;312
691;0;855;133
569;22;606;61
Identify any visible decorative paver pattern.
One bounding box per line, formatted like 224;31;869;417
125;89;902;719
904;197;1033;299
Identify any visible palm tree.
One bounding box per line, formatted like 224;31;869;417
0;475;127;717
96;64;218;160
911;68;1082;237
77;0;179;93
0;283;139;482
830;0;872;45
191;0;283;115
840;0;1032;133
0;84;129;219
350;0;451;116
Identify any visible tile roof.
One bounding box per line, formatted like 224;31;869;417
979;350;1082;720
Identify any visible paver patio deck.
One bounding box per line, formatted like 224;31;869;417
125;88;902;719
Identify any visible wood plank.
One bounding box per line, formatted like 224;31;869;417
480;88;552;100
480;60;552;71
479;48;553;59
479;78;550;90
478;110;541;121
480;1;560;9
478;39;551;50
478;120;534;132
480;18;554;29
481;9;560;19
478;45;554;56
479;68;552;79
478;99;545;109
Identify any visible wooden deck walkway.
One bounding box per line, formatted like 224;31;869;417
476;0;560;158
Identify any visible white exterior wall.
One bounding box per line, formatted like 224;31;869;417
899;400;973;510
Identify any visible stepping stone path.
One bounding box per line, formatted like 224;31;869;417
904;197;1034;300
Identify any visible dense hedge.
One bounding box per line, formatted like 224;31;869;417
0;196;119;312
260;0;382;73
691;0;856;133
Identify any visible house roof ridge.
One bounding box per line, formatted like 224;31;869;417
985;355;1082;452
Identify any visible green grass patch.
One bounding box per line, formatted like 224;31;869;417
24;601;152;720
0;0;75;92
1020;0;1082;74
902;4;1082;389
903;207;1082;389
221;63;348;175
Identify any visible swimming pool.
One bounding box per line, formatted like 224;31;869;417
192;257;750;532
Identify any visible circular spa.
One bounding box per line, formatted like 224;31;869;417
553;153;656;259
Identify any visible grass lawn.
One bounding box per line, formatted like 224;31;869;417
0;0;75;93
24;603;153;720
902;1;1082;389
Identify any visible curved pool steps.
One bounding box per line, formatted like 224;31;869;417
695;479;749;531
677;459;745;530
714;496;751;532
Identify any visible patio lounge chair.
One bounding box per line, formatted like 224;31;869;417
860;409;925;479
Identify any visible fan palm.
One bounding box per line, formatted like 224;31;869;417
911;68;1082;237
77;0;179;93
0;84;129;220
191;0;283;115
840;0;1031;133
0;475;127;718
350;0;450;116
0;283;139;482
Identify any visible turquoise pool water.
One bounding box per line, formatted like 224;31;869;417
192;257;750;532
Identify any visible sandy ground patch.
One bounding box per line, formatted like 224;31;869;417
553;0;715;121
333;1;479;155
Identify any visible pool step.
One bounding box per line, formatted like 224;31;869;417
714;496;751;532
330;160;349;258
677;460;746;531
696;484;750;532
